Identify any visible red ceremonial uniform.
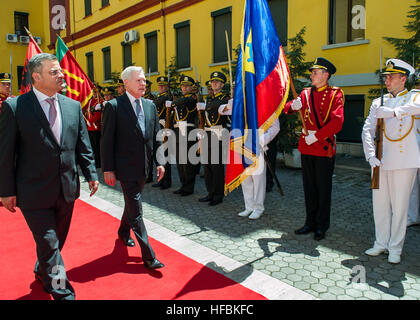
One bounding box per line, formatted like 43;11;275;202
284;85;344;157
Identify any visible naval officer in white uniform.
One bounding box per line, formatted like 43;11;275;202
362;58;420;264
407;77;420;227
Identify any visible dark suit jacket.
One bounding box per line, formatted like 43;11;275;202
100;94;163;182
0;90;98;210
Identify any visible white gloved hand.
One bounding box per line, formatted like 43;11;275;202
95;104;102;111
259;133;267;148
305;133;318;145
165;100;173;108
375;106;394;119
197;130;205;140
291;97;302;111
368;156;381;168
162;129;172;137
196;102;206;111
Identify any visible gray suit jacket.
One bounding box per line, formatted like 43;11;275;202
0;90;98;209
101;94;163;182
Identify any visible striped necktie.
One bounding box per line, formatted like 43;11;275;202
135;99;145;134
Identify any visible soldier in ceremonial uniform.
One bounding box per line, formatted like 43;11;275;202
152;76;173;189
115;79;126;96
102;86;115;101
362;59;419;264
143;80;156;102
171;76;199;196
407;75;420;227
84;88;103;168
284;58;344;241
0;73;12;111
206;80;214;99
197;72;229;206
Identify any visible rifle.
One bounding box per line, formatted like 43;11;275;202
164;67;172;144
195;66;205;155
370;49;384;190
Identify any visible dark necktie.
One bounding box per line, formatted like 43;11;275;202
46;97;60;142
135;99;145;134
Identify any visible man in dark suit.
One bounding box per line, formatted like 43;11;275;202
0;53;99;300
101;66;165;270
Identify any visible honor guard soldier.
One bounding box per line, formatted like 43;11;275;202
115;79;126;96
0;73;13;112
284;57;344;241
152;76;173;189
85;89;103;168
143;80;156;102
206;80;214;99
171;76;199;196
102;86;115;101
197;72;229;206
362;59;420;264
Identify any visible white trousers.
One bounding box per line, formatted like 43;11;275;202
372;168;417;255
241;157;267;212
407;169;420;225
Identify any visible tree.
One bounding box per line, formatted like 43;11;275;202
277;26;312;154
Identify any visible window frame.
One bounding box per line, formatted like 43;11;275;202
144;31;158;73
102;46;111;81
211;7;232;64
174;21;191;69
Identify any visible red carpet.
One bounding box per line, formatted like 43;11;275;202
0;199;266;300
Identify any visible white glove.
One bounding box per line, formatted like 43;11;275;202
228;99;233;108
291;97;302;111
197;130;205;140
375;106;394;119
94;104;102;111
196;102;206;111
259;134;269;152
162;129;172;137
368;156;381;168
165;100;172;108
305;133;318;145
393;107;407;120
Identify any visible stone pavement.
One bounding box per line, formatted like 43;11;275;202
80;154;420;300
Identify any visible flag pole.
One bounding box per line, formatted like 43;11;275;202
24;27;42;52
10;50;13;94
225;30;234;98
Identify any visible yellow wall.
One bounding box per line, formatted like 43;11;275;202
0;0;49;96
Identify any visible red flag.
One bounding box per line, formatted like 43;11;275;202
56;36;95;108
20;37;42;95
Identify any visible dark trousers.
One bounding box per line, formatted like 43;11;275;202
21;193;75;300
118;179;155;261
301;154;335;232
203;133;225;201
175;129;198;193
88;130;101;168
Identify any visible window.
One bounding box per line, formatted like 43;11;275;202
84;0;92;17
14;12;29;36
144;31;158;73
122;43;132;69
329;0;365;44
336;95;365;143
102;47;111;81
174;21;190;69
86;52;94;82
268;0;288;46
212;7;232;63
101;0;110;8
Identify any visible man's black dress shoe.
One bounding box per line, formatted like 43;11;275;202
35;273;50;293
209;198;223;206
314;230;326;241
180;191;193;196
199;195;213;202
144;258;164;269
294;225;315;235
173;189;183;194
152;182;162;188
119;235;135;247
160;184;171;190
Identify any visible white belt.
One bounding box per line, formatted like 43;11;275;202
302;129;316;135
159;119;165;127
205;125;224;140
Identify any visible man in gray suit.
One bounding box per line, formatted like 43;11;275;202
0;53;99;300
101;66;165;269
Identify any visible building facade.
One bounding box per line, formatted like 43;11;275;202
1;0;417;145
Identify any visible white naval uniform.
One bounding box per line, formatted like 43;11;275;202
362;89;420;256
241;119;280;213
406;90;420;225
